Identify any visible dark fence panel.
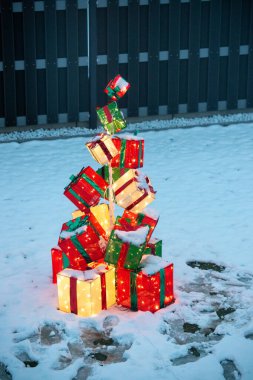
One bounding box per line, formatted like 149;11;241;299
0;0;253;129
1;0;16;126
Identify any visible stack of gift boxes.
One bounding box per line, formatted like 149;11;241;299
51;75;175;317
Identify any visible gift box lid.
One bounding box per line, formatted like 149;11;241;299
58;265;109;282
113;133;144;141
139;255;172;276
114;225;150;247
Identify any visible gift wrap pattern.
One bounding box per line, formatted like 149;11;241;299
112;169;156;213
57;264;116;317
104;74;130;101
64;166;108;213
110;136;144;169
86;133;119;165
117;263;174;312
96;102;127;134
58;216;106;270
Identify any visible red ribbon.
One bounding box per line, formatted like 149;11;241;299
115;177;137;196
70;277;78;314
89;138;113;161
126;190;149;211
103;105;113;123
100;273;107;309
115;218;141;232
117;243;130;268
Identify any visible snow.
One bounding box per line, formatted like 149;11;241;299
59;265;108;281
60;225;87;238
59;269;100;281
116;133;144;141
114;226;149;246
136;170;150;190
0;121;253;379
140;206;160;219
1;111;253;143
139;255;169;275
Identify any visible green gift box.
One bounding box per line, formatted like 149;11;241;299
105;217;150;270
144;238;162;257
96;102;127;134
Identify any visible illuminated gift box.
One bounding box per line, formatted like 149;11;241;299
57;263;116;317
89;204;113;238
104;74;130;101
72;210;85;219
112;169;156;213
97;165;129;183
119;209;159;241
64;166;108;213
85;133;119;165
58;215;107;270
110;135;144;169
51;247;71;283
144;238;162;257
72;204;112;239
117;255;174;312
105;217;150;270
96;165;129;200
96;102;127;134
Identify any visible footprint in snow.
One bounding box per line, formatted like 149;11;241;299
0;363;12;380
171;346;208;366
220;359;241;380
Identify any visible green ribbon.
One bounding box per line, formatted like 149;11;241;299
130;272;138;311
62;253;70;268
159;268;165;308
120;139;126;167
70;235;92;263
106;85;121;98
81;173;104;196
68;188;90;208
69;174;76;182
138;140;143;167
66;216;88;232
136;213;145;224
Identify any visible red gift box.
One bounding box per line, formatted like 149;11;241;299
51;247;73;283
117;260;174;312
104;74;130;101
58;216;107;270
64;166;108;212
119;209;159;242
110;136;144;169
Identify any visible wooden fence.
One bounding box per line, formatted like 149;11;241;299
0;0;253;129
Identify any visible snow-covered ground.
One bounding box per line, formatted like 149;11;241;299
0;122;253;380
1;111;253;143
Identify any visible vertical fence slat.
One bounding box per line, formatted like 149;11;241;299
148;1;160;115
66;0;79;122
107;0;119;80
227;0;241;110
45;0;58;123
88;0;97;128
1;1;16;126
128;0;139;117
187;0;201;113
207;0;221;111
247;1;253;107
168;0;180;115
23;0;37;125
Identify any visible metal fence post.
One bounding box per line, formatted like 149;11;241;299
88;0;97;129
